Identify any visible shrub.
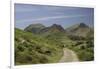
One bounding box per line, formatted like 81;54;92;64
17;45;25;52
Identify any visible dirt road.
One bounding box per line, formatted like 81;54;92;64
59;48;79;62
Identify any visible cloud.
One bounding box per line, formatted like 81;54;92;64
36;15;88;20
16;15;89;23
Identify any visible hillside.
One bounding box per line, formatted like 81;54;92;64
66;23;92;37
40;24;66;34
15;28;63;65
24;23;45;34
15;23;94;65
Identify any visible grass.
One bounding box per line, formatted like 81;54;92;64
15;28;63;65
66;35;94;61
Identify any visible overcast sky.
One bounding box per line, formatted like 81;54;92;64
15;3;94;29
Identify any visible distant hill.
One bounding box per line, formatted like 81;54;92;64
24;23;45;34
40;24;66;34
66;23;93;37
24;23;66;35
24;23;93;38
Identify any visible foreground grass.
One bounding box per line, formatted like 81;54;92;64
15;28;63;65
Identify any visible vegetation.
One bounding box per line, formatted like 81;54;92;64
15;28;63;65
15;23;94;65
66;34;94;61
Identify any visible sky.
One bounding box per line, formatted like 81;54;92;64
15;3;94;29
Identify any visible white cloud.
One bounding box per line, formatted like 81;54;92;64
36;15;87;20
16;15;88;23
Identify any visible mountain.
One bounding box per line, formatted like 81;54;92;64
40;24;66;34
24;23;45;34
66;23;93;37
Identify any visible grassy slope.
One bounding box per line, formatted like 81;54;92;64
15;28;63;65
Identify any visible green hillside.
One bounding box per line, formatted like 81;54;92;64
24;23;45;34
15;28;63;65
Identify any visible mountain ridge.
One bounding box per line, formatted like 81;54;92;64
65;23;93;37
24;23;93;37
24;23;45;34
40;24;66;34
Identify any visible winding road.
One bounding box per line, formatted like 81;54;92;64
59;48;79;62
